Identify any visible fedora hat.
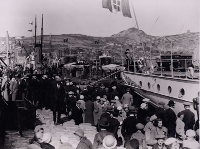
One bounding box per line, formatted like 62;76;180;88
107;105;114;112
98;117;109;127
74;129;84;137
103;135;117;149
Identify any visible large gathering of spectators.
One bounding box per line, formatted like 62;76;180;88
0;71;199;149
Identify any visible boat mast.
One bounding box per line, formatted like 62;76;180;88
41;14;43;62
35;15;37;48
6;31;10;66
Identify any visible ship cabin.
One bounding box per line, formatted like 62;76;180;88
99;55;112;66
157;53;193;72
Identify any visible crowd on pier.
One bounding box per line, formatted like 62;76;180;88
0;71;199;149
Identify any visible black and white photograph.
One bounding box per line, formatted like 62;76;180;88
0;0;199;149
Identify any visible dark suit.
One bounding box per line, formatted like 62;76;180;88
181;109;195;131
166;108;177;137
155;107;166;126
122;115;139;144
72;106;83;125
85;99;94;125
52;83;65;123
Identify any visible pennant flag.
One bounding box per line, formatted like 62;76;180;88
28;30;32;32
102;0;132;18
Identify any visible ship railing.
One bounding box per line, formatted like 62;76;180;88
127;58;198;79
91;69;122;85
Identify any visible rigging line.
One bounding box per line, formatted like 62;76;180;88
179;24;185;34
149;17;159;35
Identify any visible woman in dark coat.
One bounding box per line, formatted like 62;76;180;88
84;97;94;125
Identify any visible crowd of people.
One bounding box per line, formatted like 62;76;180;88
0;72;199;149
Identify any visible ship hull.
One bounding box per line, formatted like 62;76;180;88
121;71;199;119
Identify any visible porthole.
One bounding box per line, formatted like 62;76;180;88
157;84;160;91
180;88;185;96
168;86;172;94
148;82;151;89
139;81;142;87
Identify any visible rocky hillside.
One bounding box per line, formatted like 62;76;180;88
0;28;199;64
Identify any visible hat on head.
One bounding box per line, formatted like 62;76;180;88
140;103;147;109
80;95;84;100
126;139;139;149
158;101;165;106
76;100;81;104
74;129;84;137
98;117;109;127
114;96;119;100
42;132;52;143
143;98;150;102
183;102;191;106
34;125;43;133
126;88;130;92
186;129;196;137
107;105;114;112
96;96;101;100
150;115;157;122
117;106;122;111
60;135;70;143
128;106;136;113
136;123;144;130
165;138;177;146
100;98;106;102
103;135;117;149
66;83;70;86
112;86;116;89
68;91;74;95
168;100;175;106
110;100;116;103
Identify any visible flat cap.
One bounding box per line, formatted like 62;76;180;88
186;129;195;137
136;123;144;130
143;98;150;102
183;102;191;106
150;115;157;121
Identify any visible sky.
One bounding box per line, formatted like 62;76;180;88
0;0;199;37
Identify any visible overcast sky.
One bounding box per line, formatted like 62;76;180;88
0;0;199;37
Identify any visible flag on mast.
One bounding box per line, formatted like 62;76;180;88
102;0;132;18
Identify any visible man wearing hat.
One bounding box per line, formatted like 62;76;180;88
52;80;65;125
110;86;119;101
10;76;20;101
74;129;92;149
181;102;195;131
125;138;139;149
152;135;166;149
66;91;77;118
166;100;177;137
93;96;102;126
72;100;83;125
121;106;139;145
121;88;133;106
155;101;167;127
182;129;199;149
130;123;146;148
102;135;117;149
93;117;114;149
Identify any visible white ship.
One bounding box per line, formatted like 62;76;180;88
121;53;199;119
